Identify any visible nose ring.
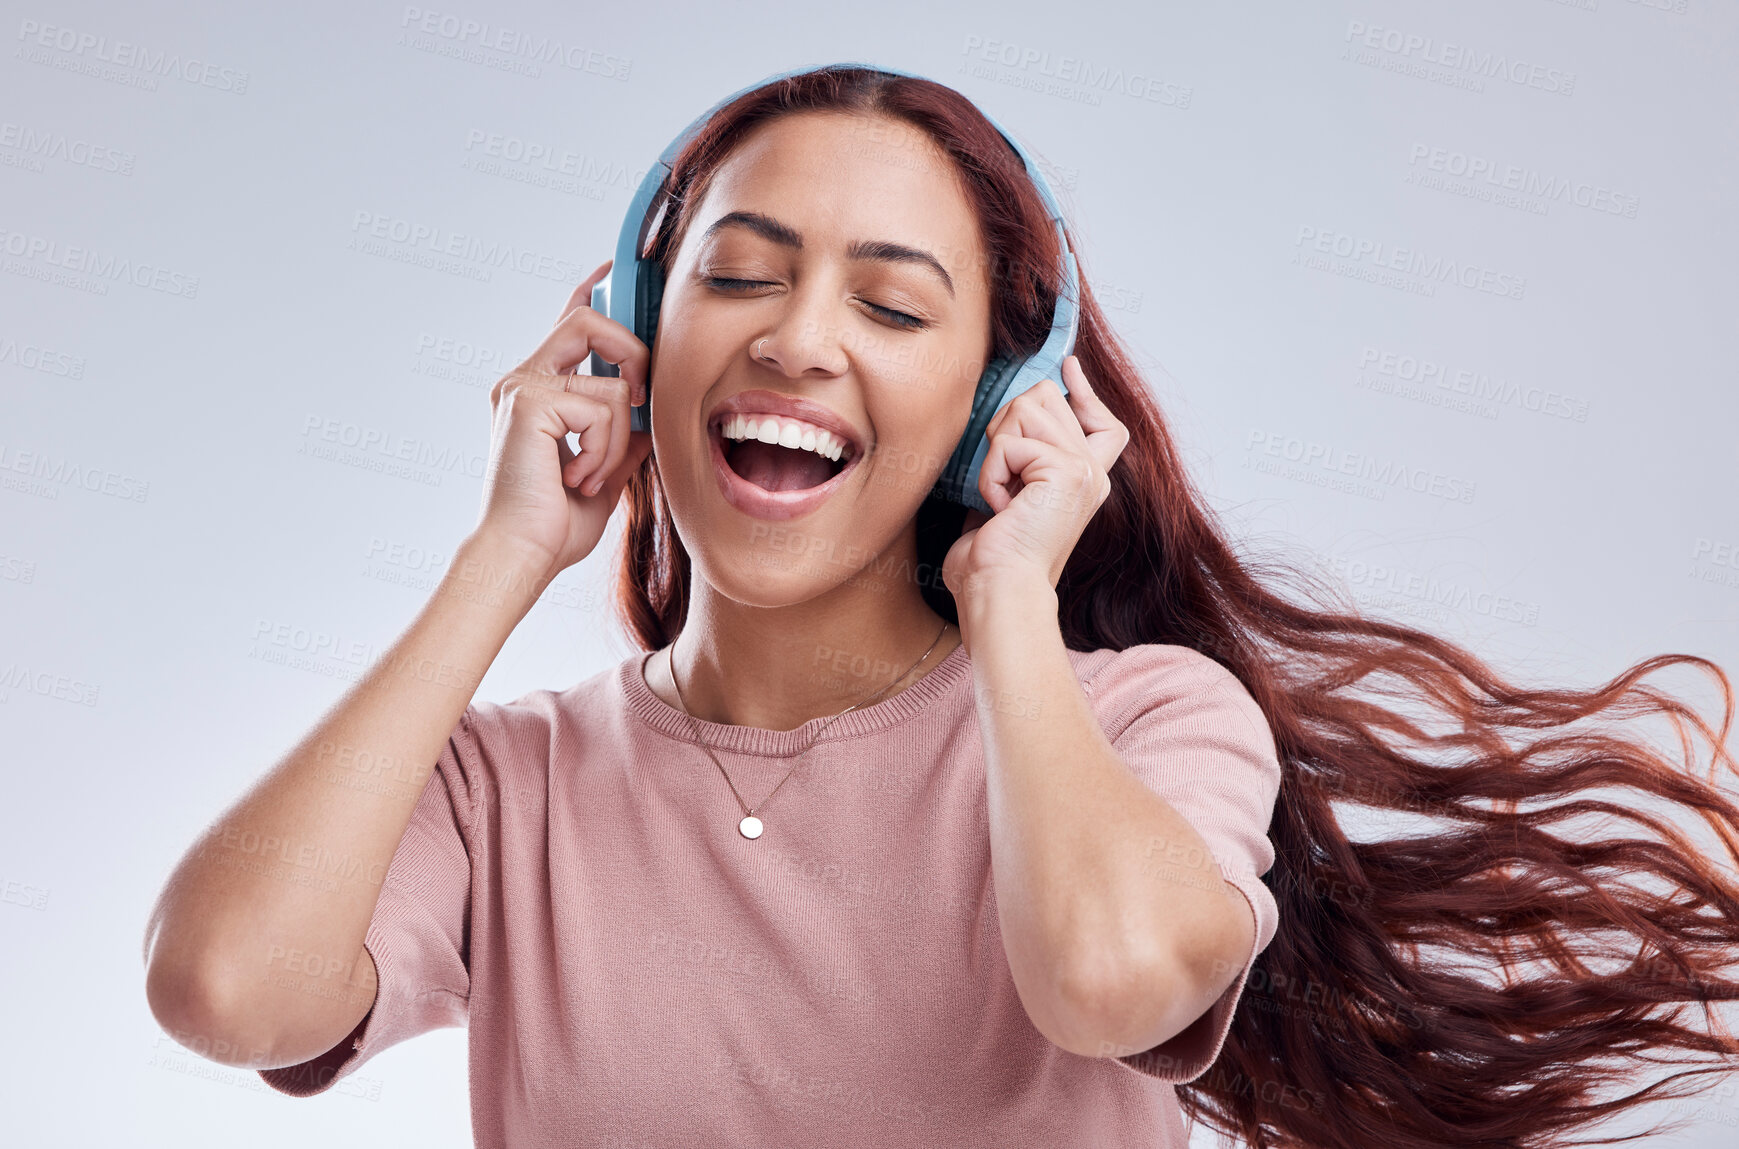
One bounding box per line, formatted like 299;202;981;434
756;338;772;362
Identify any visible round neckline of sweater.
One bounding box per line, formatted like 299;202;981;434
621;639;973;758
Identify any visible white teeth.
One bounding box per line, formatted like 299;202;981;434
720;413;849;462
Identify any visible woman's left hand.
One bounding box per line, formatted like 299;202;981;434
942;354;1130;607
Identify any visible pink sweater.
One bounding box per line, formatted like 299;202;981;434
259;641;1283;1146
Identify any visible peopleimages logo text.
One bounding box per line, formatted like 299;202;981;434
0;443;150;501
1296;226;1525;300
299;414;487;480
399;7;630;78
959;35;1192;106
15;19;250;92
0;227;200;298
349;211;585;284
1344;20;1575;95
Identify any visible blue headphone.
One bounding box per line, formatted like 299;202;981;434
585;61;1080;515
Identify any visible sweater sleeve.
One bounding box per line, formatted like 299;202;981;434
1081;644;1283;1085
257;706;482;1098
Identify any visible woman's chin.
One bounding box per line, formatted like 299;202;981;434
682;533;881;610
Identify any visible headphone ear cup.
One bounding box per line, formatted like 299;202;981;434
586;284;619;379
932;356;1020;510
635;258;666;350
624;260;665;435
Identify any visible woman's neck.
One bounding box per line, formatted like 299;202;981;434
642;585;961;732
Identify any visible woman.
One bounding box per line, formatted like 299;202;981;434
142;65;1739;1148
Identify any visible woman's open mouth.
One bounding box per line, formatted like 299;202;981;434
706;408;864;521
717;411;853;490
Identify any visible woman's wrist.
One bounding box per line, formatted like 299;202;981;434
441;531;559;620
957;567;1058;650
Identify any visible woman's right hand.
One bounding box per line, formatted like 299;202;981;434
472;259;655;583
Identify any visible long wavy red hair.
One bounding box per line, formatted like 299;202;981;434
608;64;1739;1148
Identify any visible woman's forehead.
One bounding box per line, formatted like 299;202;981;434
690;114;987;282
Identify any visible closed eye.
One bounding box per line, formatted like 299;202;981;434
704;277;774;292
702;277;929;332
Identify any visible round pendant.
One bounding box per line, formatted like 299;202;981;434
738;815;764;840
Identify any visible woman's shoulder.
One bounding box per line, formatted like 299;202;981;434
447;654;638;755
1071;641;1277;771
426;655;642;818
1070;640;1246;701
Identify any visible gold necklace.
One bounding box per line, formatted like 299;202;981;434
662;620;951;840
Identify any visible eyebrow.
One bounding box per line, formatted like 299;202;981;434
699;210;955;298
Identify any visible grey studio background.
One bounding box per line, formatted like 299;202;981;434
3;0;1736;1145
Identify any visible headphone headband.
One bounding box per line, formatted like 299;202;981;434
590;61;1080;515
